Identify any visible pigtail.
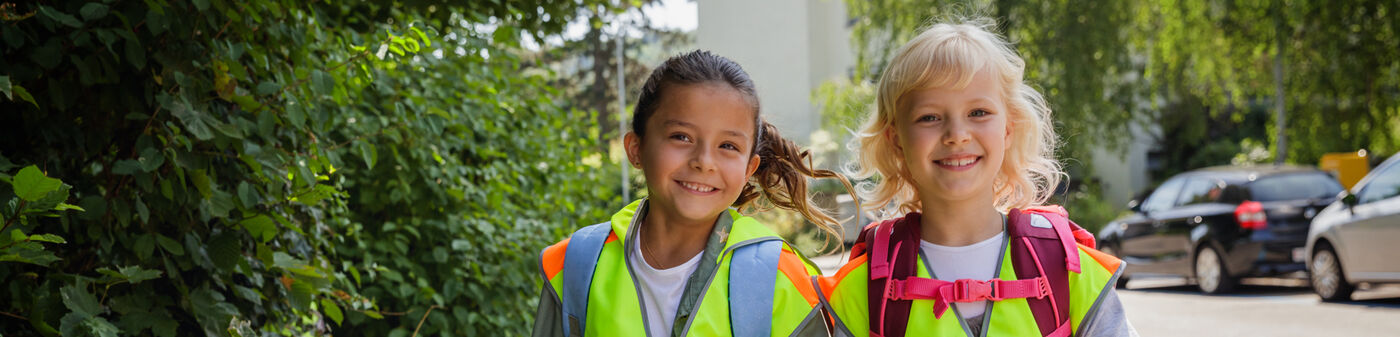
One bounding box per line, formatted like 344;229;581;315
736;121;857;251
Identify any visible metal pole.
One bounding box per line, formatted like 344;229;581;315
618;28;629;202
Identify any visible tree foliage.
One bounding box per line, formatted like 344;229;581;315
1;0;628;336
824;0;1400;184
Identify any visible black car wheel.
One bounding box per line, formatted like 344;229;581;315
1195;245;1236;294
1311;245;1354;302
1099;244;1129;289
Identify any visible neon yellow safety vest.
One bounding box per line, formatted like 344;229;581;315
540;200;824;336
818;241;1123;336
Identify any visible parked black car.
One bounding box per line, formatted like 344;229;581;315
1097;165;1343;294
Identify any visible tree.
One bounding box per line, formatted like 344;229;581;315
1;0;629;335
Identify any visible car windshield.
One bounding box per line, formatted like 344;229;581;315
1249;173;1343;202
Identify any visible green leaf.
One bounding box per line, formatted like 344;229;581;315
83;316;120;337
79;3;110;21
133;234;155;260
38;6;83;28
11;84;37;108
0;244;61;266
155;234;184;256
240;215;277;243
118;265;163;284
12;165;63;202
208;231;241;271
61;284;102;317
357;141;377;169
208;189;236;218
55;203;85;212
29;184;71;213
28;233;66;244
293;184;335;205
255;81;280;96
289;278;314;311
312;70;334;96
237;182;258;207
321;298;343;325
411;26;431;47
1;75;10;99
134;197;149;224
137;147;165;172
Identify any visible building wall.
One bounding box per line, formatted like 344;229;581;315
697;0;851;144
1091;121;1160;205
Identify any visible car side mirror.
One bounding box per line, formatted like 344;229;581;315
1342;192;1358;216
1127;199;1142;213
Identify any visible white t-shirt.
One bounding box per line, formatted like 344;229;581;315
629;237;703;337
920;232;1005;319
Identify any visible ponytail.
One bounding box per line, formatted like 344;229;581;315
735;121;857;251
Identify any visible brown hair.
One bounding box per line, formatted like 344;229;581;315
633;50;855;245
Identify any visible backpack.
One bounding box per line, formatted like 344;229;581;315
559;222;784;337
850;206;1095;337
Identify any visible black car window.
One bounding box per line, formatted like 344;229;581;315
1176;177;1224;206
1142;176;1185;212
1248;172;1343;202
1358;163;1400;204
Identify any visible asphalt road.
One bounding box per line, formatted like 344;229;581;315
811;253;1400;336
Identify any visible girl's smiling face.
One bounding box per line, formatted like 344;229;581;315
890;69;1012;205
626;83;760;224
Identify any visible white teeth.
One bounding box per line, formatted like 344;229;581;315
681;181;715;192
939;158;976;166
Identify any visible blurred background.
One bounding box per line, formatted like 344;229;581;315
1;0;1397;336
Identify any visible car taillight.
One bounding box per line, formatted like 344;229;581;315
1234;201;1266;230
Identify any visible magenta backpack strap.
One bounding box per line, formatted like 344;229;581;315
866;213;921;337
1007;208;1077;337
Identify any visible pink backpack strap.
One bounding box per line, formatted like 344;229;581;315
862;214;921;337
1008;206;1092;337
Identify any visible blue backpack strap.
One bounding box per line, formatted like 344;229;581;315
561;222;612;337
728;239;783;337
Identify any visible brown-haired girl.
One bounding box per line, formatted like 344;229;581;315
532;50;852;337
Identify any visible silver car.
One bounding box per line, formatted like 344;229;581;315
1306;153;1400;301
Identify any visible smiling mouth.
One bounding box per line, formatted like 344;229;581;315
677;180;717;193
936;156;981;168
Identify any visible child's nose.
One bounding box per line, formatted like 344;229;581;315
942;120;972;145
689;147;716;171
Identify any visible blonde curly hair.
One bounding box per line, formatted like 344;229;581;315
850;18;1063;217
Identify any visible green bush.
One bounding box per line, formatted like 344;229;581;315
1;1;623;336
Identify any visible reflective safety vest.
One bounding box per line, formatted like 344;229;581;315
539;200;824;337
817;208;1124;337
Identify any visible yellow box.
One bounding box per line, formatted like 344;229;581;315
1319;151;1370;190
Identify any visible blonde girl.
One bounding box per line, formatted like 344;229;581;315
817;19;1137;337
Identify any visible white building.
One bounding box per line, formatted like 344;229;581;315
696;0;853;143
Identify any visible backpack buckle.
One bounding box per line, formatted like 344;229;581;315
1037;276;1052;299
950;279;993;303
885;279;906;300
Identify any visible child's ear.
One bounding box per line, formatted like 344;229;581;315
745;153;761;178
884;127;904;156
1004;118;1014;150
624;132;643;169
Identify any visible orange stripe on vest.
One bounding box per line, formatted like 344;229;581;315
1079;243;1122;274
542;233;619;279
778;248;820;306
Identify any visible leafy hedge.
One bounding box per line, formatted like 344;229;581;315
1;1;623;336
